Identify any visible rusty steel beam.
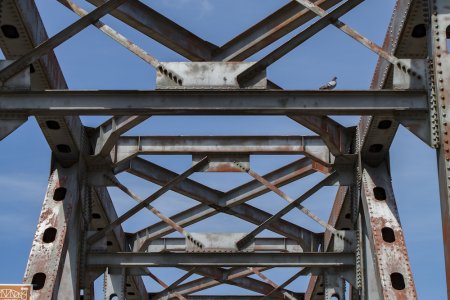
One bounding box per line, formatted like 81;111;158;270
0;0;130;83
0;1;146;298
429;0;450;297
289;116;352;157
87;252;355;268
180;267;296;299
23;163;80;299
213;0;344;61
293;0;401;65
234;170;339;250
112;135;332;165
305;187;350;299
88;157;209;244
108;176;205;249
91;115;149;157
58;0;184;86
360;162;417;298
122;157;320;251
144;237;303;253
149;267;272;299
85;0;217;61
0;89;428;116
263;268;311;299
237;0;363;85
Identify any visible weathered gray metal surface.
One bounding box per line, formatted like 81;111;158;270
87;252;355;267
145;236;304;253
0;0;445;298
429;0;450;298
0;89;428;115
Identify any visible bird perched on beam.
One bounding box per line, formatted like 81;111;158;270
319;76;337;90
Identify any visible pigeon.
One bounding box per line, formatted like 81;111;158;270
319;76;337;90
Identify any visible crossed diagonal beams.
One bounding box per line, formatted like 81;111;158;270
119;157;325;252
0;1;390;296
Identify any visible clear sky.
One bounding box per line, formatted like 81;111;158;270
0;0;446;298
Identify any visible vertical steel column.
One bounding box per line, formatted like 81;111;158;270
360;161;417;299
23;162;81;299
104;268;126;300
429;0;450;297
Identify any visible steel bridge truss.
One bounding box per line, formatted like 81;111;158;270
0;0;448;299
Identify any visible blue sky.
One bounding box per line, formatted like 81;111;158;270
0;0;446;298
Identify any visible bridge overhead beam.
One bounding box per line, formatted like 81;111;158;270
0;90;427;116
87;252;355;268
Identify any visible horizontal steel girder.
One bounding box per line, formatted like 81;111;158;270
113;135;332;165
87;252;355;267
0;90;427;115
176;296;305;300
145;236;304;253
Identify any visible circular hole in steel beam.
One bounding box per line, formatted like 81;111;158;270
45;120;60;130
373;187;387;200
92;213;101;219
382;227;396;243
411;24;426;38
56;144;71;153
53;187;67;201
391;272;406;290
369;144;383;153
31;273;46;290
43;227;57;243
377;120;392;129
1;25;19;38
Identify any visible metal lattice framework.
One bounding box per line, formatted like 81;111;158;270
0;0;448;299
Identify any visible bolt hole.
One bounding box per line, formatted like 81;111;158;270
107;241;113;246
1;25;19;38
373;187;387;200
45;120;60;130
345;213;351;219
126;283;131;287
317;292;324;295
43;227;57;243
127;292;136;296
391;272;406;290
382;227;396;243
92;213;101;219
369;144;383;153
378;120;392;129
97;227;104;231
31;273;46;290
53;187;66;201
341;227;351;230
56;144;71;153
411;24;427;38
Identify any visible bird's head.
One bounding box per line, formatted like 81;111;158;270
332;76;337;81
